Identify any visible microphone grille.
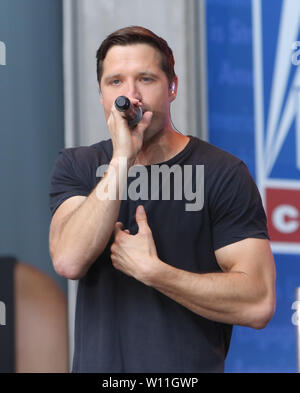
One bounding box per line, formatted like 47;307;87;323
115;96;130;111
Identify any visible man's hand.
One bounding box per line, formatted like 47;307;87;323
108;98;153;163
110;205;161;285
110;206;275;329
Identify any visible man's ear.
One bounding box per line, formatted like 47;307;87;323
169;76;178;102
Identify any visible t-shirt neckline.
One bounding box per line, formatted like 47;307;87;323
133;135;196;168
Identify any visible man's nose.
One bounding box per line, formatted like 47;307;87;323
126;82;142;101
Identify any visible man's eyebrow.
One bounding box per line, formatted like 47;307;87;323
103;73;121;83
103;71;159;82
138;71;158;78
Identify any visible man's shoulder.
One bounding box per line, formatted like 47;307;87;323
61;138;113;163
190;136;243;168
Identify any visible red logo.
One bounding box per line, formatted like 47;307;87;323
266;188;300;243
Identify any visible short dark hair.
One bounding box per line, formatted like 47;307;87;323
96;26;176;87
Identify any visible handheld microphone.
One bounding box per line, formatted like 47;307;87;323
114;96;143;127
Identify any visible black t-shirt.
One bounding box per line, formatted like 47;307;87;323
0;256;16;373
49;135;269;373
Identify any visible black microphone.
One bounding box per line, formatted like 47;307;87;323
114;96;143;127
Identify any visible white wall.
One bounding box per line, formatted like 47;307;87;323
64;0;199;148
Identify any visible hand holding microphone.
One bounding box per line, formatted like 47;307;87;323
109;96;153;163
114;96;143;127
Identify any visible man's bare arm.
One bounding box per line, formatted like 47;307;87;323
147;238;276;329
49;156;130;280
111;206;276;329
49;100;152;280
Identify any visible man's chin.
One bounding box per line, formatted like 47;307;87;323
142;118;167;141
142;127;161;144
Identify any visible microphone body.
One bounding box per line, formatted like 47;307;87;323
114;96;143;127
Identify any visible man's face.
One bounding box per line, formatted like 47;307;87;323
99;43;176;139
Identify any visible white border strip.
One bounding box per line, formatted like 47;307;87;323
198;0;209;141
63;0;79;370
63;0;77;148
252;0;266;203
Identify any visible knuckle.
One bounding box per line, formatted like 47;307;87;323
141;228;151;236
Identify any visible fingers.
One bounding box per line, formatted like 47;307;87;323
130;98;142;106
114;222;130;236
114;221;124;235
135;111;153;136
108;104;128;129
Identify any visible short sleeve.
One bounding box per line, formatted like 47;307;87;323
210;161;269;251
49;149;91;217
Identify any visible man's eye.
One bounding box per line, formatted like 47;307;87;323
111;79;121;85
141;77;152;82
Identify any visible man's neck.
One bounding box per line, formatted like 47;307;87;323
133;127;190;166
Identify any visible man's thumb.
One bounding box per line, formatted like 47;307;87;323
136;205;150;233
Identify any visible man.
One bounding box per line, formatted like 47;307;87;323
49;26;276;373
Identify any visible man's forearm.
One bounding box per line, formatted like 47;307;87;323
52;156;132;279
147;259;271;329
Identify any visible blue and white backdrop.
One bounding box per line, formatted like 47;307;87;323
204;0;300;372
